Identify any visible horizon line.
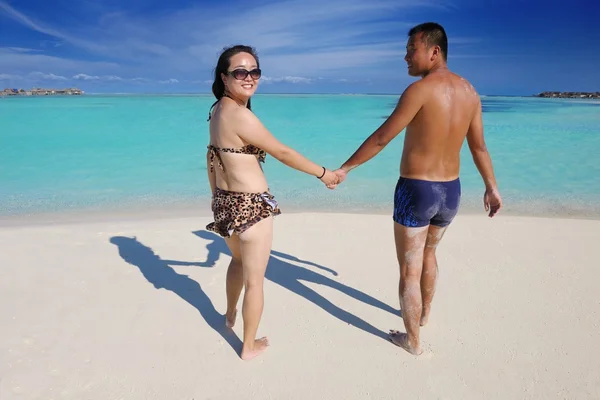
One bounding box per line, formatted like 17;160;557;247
1;91;544;97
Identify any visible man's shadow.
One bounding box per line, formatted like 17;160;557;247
193;230;398;341
109;236;243;356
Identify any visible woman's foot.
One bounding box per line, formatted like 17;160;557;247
240;337;269;361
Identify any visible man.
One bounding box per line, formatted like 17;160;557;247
334;22;502;355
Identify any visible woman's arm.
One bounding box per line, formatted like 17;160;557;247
232;108;329;179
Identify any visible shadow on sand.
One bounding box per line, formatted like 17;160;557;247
193;230;398;341
109;231;398;358
109;236;243;356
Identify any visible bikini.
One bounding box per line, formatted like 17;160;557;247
205;98;281;238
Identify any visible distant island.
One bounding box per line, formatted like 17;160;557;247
1;87;84;96
535;91;600;99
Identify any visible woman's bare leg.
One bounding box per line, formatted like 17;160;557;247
237;217;273;360
224;234;243;328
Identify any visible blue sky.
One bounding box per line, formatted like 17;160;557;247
1;0;598;95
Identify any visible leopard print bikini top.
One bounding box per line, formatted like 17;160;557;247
207;94;267;172
207;144;267;172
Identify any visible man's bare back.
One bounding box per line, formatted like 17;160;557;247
400;70;479;181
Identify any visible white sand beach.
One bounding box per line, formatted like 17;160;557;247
1;212;599;399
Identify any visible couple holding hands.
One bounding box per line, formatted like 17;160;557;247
205;22;502;360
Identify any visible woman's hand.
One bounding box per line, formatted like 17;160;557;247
319;168;339;189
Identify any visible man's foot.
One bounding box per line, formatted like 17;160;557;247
225;309;237;328
240;337;269;361
420;308;430;326
388;330;423;356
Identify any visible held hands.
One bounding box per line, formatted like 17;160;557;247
484;186;502;218
319;168;339;189
318;167;348;189
333;168;347;185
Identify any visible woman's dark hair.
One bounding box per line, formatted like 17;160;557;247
208;44;259;120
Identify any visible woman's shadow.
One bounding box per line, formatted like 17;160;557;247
193;230;398;341
109;236;243;356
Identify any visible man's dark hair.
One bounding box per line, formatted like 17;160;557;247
408;22;448;61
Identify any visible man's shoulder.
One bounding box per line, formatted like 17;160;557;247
451;73;479;95
400;79;429;99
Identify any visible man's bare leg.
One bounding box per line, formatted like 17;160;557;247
224;235;243;328
420;225;448;326
389;223;428;355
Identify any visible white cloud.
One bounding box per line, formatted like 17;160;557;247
72;74;124;81
262;76;313;84
29;71;68;81
73;73;100;80
0;47;120;75
6;47;40;53
0;68;162;87
0;0;484;88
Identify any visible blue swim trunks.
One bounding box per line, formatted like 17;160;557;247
393;177;461;228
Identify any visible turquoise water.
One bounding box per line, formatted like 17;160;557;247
1;94;600;218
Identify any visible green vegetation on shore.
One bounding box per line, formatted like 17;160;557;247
535;91;599;99
1;87;84;96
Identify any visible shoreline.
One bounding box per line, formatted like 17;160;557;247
2;201;599;228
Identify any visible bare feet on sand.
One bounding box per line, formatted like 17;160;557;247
225;309;237;328
240;337;269;361
388;330;423;356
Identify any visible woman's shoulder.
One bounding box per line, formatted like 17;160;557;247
227;103;256;120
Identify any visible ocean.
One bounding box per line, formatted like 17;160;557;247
1;94;599;220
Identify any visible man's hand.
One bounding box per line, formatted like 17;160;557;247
319;168;339;189
323;168;348;189
484;187;502;218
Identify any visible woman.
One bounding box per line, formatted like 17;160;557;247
205;44;338;360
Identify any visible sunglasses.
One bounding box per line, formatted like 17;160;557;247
227;68;261;80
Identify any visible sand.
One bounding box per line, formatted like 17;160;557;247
1;212;599;399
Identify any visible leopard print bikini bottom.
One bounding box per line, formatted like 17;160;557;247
206;187;282;238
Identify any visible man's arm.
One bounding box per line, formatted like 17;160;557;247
467;96;503;217
339;82;425;173
466;96;498;190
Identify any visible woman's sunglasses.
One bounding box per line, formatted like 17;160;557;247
227;68;261;80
